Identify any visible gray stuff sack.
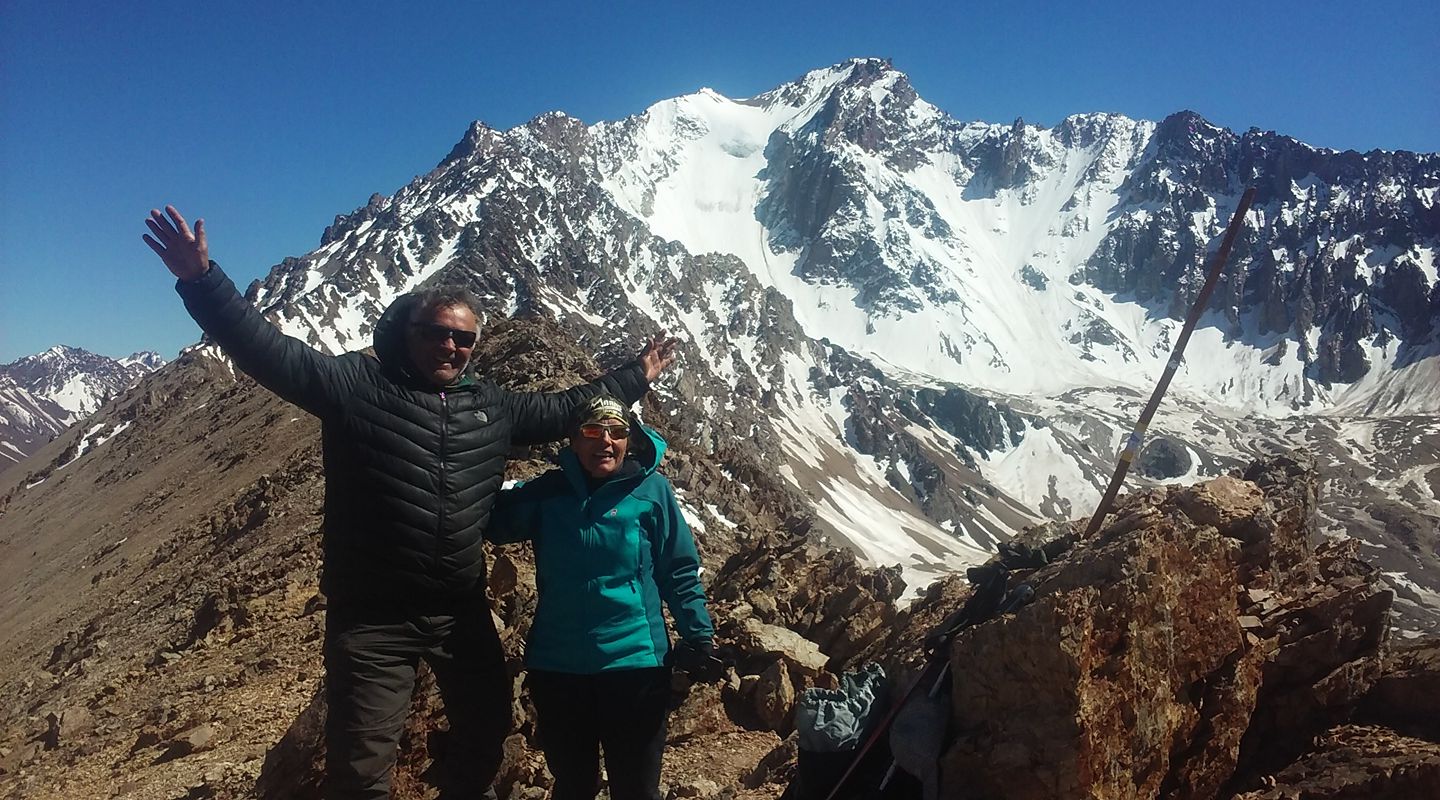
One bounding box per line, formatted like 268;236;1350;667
793;662;889;753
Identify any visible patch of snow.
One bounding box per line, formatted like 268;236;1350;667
703;502;739;530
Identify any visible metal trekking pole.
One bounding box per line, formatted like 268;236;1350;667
1082;186;1257;537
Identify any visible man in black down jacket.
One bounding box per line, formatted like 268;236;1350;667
145;206;676;799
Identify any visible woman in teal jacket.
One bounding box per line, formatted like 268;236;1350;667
488;395;714;800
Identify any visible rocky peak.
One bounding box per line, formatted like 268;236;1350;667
319;191;394;247
432;119;504;173
119;351;165;370
750;57;900;113
0;345;165;472
778;60;937;170
4;345;97;379
985;116;1056;190
512;111;594;172
1129;109;1241;198
1080;110;1438;390
1053;111;1141;150
1;346;165;412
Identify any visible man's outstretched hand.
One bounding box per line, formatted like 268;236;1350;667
639;332;681;382
143;205;210;282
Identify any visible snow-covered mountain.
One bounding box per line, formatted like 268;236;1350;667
0;346;165;471
220;58;1436;618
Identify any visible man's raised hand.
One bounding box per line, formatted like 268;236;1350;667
143;205;210;282
639;332;681;382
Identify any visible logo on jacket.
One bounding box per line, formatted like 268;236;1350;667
473;410;488;424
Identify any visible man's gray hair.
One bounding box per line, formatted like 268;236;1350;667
409;285;482;322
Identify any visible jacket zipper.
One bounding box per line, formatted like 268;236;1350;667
436;391;449;574
634;533;644;594
629;508;645;595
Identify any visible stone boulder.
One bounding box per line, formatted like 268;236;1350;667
752;660;797;734
157;722;220;763
1137;436;1193;479
943;497;1258;799
734;618;830;677
936;456;1412;800
42;705;93;750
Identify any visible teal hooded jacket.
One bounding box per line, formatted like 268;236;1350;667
487;426;714;673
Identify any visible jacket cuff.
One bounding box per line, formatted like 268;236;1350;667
174;260;227;295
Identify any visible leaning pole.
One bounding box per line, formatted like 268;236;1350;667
1082;186;1258;537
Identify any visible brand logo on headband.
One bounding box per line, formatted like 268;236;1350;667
572;395;629;428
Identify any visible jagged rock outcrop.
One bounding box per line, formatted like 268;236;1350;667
931;454;1438;800
709;529;905;668
1355;639;1440;741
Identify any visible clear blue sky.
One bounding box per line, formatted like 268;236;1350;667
2;0;1435;363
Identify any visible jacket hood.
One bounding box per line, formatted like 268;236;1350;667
628;423;667;474
373;293;419;382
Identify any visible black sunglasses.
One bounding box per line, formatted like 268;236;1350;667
411;323;477;349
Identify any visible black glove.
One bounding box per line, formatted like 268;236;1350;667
671;639;725;683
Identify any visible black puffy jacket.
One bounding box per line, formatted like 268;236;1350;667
178;265;650;601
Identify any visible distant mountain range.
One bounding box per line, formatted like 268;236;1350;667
0;346;164;471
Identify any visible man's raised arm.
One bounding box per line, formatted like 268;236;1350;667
502;333;680;445
144;205;357;417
